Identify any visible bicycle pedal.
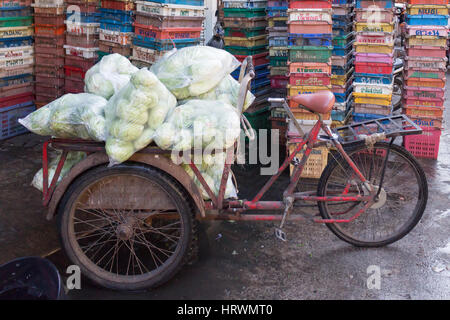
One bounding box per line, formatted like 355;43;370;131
275;228;287;242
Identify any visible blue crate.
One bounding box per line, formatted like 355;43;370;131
333;0;353;4
332;14;354;28
98;8;134;24
0;101;35;140
0;36;33;48
288;33;332;46
67;11;100;23
332;40;354;56
133;37;201;51
0;73;33;88
333;25;354;36
231;63;269;80
354;72;393;85
100;21;133;33
334;87;353;103
355;0;393;9
406;14;449;26
251;83;271;95
0;6;31;17
332;110;348;122
266;7;288;17
148;0;204;5
352;112;386;123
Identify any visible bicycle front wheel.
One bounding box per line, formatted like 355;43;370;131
317;142;428;247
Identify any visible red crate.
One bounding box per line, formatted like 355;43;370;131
64;55;96;71
289;73;331;86
66;1;99;12
135;12;204;29
35;84;65;97
64;77;84;94
36;74;65;87
35;64;65;77
404;126;442;160
270;116;287;146
64;65;86;80
34;35;65;46
133;23;202;40
33;13;65;26
271;76;289;88
98;41;131;56
406;45;447;58
407;0;447;4
408;115;444;130
101;0;135;11
0;83;33;98
35;24;65;37
66;33;99;48
403;105;444;118
0;92;33;108
404;96;445;108
35;53;64;67
235;52;269;66
355;62;393;75
289;0;331;9
35;44;65;56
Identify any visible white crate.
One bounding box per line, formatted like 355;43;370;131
135;1;205;17
0;56;34;69
63;45;98;59
288;9;333;24
132;45;169;65
0;65;33;78
223;0;267;9
65;20;99;36
33;0;64;6
99;29;132;46
0;46;34;59
354;82;393;95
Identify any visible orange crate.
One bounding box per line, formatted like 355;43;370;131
405;77;446;88
34;24;65;37
403;105;444;118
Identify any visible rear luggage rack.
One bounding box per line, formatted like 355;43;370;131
333;115;423;146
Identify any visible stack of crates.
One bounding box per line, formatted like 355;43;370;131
286;0;333;179
0;0;35;140
132;0;205;68
33;0;65;107
267;0;288;147
99;0;133;59
331;0;354;127
64;0;99;93
352;0;395;122
402;0;448;159
223;0;270;140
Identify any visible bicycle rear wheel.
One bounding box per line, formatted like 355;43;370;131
317;142;428;247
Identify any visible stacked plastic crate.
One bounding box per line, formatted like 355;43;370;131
286;0;333;179
352;0;395;123
64;0;99;93
33;0;65;107
267;0;288;147
402;0;448;159
98;0;133;59
331;0;354;127
132;1;204;68
0;0;35;140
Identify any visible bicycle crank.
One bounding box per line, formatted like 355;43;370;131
274;196;294;242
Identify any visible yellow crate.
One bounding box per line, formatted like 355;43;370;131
354;42;394;54
290;110;332;120
407;4;449;15
355;22;394;33
331;68;353;86
353;92;392;106
0;26;33;39
288;143;328;179
407;36;447;47
287;84;332;97
224;35;268;47
268;17;287;28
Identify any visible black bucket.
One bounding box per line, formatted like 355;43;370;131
0;257;65;300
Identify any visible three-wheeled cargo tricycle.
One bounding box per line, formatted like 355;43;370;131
39;57;428;291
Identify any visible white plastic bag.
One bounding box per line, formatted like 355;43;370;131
153;99;241;152
19;93;108;141
84;53;139;99
150;46;240;100
105;68;177;164
31;151;86;192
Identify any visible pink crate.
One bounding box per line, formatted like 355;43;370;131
355;8;394;23
404;86;445;100
354;52;394;64
405;67;446;79
66;33;99;48
271;76;289;88
406;25;449;38
404;96;445;108
64;77;84;94
409;116;444;130
404;127;442;160
406;45;447;58
355;32;394;44
405;56;448;70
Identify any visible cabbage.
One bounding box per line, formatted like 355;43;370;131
19;93;108;141
105;68;177;165
151;46;240;99
84;53;138;99
31;151;86;192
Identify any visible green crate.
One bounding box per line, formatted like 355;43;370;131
332;32;354;47
97;51;110;61
223;8;266;18
244;105;271;133
0;16;32;28
224;27;267;38
269;56;288;67
289;46;333;63
225;45;267;56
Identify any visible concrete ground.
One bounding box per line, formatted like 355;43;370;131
1;81;449;300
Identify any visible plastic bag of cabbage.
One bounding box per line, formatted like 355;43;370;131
84;53;138;99
105;68;177;164
150;46;240;100
179;75;255;112
18;93;108;141
31;151;86;192
154;99;241;152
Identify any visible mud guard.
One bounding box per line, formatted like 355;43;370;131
46;152;206;220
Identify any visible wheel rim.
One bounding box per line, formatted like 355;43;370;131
323;145;424;244
67;174;185;284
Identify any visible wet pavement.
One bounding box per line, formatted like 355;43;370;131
1;79;449;300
